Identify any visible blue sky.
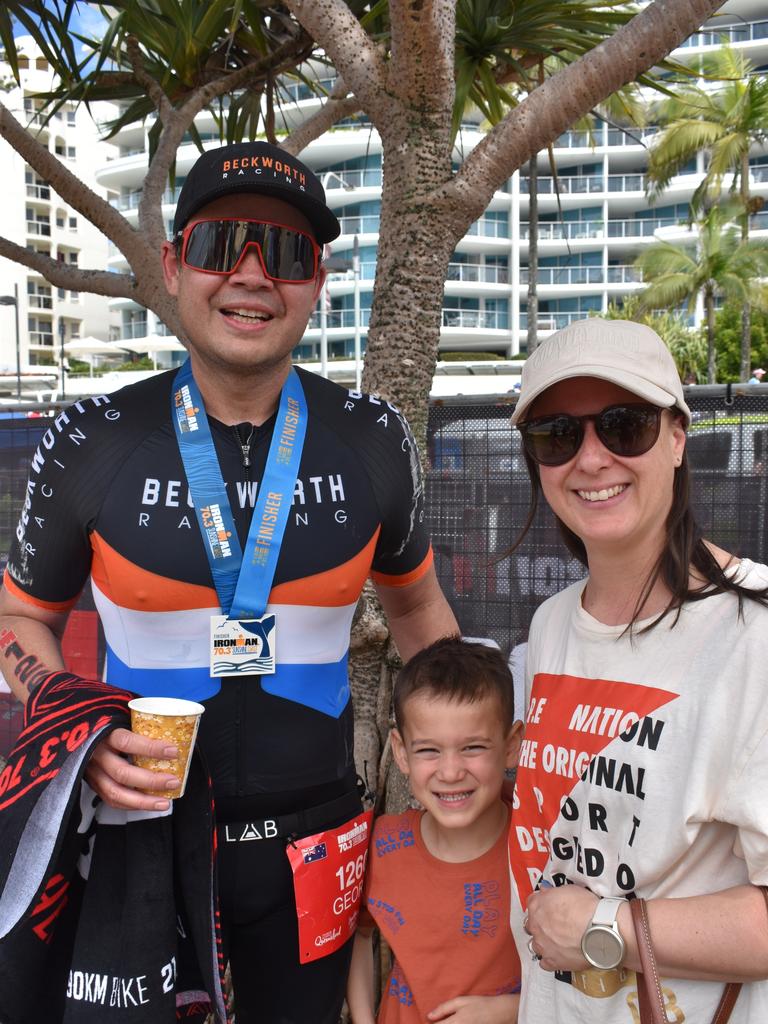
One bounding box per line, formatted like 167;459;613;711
14;1;107;46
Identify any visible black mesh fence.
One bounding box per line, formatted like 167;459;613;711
426;386;768;651
2;386;768;757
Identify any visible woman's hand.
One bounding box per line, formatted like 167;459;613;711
524;884;599;972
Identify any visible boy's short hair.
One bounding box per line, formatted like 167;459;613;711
394;637;516;734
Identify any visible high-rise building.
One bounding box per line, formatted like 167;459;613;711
0;38;117;388
11;4;768;387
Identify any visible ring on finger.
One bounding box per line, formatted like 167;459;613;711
527;937;542;962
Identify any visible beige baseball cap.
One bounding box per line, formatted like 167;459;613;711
511;317;691;425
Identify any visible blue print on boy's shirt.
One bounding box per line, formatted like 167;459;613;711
387;962;414;1006
461;880;501;937
368;895;406;934
375;826;415;857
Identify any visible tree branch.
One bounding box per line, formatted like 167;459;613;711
442;0;725;229
125;35;173;122
0;237;138;297
282;78;361;154
285;0;389;119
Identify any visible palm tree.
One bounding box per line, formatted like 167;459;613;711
635;203;768;383
645;44;768;380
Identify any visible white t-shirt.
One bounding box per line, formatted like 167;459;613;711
510;559;768;1024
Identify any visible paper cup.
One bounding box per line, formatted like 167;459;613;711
128;697;205;799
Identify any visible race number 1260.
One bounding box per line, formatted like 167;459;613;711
333;852;368;915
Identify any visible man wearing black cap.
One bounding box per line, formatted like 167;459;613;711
0;141;457;1023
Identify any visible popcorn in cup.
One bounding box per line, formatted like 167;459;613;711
128;697;205;799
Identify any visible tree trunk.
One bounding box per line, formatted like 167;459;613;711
526;157;539;353
361;118;457;439
706;286;717;383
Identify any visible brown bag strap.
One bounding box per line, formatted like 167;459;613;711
630;897;742;1024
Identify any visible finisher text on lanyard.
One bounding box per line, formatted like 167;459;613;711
172;360;307;677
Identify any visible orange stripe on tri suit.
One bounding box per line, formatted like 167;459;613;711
90;531;217;612
370;546;433;588
269;528;380;606
2;572;79;613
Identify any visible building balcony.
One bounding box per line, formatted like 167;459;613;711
552;126;658;150
26;183;51;202
679;17;768;48
441;309;508;331
522;220;603;241
26;220;51;237
307;308;371;331
521;266;604;286
446;262;509;285
323;168;382;190
519;311;590;332
28;331;54;347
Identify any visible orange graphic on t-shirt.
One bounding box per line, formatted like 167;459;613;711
510;674;677;906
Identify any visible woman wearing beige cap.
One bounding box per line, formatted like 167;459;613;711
507;318;768;1024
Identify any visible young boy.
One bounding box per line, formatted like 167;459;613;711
347;637;523;1024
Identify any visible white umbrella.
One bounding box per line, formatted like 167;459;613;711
63;337;128;356
122;334;186;369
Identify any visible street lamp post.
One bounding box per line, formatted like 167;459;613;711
352;235;361;391
58;317;66;401
0;285;21;401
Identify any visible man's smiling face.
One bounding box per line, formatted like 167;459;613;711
162;193;325;381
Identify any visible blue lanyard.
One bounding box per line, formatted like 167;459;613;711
172;360;307;619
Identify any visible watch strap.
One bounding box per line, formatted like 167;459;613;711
592;896;627;928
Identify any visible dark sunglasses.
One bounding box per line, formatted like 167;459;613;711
175;218;320;282
518;403;663;467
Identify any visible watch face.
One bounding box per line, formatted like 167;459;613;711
582;925;624;970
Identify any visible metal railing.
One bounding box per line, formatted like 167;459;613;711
323;169;382;190
519;311;595;330
521;220;602;241
521;266;604;286
465;218;510;239
308;308;372;329
680;17;768;47
607;217;681;238
446;262;509;284
442;309;508;330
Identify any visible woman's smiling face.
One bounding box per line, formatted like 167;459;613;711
529;377;686;564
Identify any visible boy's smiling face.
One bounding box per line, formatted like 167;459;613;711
392;691;522;834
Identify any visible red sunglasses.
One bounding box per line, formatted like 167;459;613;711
175;218;320;282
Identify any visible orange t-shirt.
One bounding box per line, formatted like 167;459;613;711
359;807;521;1024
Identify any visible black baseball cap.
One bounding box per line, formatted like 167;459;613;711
172;141;341;244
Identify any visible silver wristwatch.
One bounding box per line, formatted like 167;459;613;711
580;897;628;970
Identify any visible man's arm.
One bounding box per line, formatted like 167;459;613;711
0;585;181;812
346;926;377;1024
374;565;459;662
